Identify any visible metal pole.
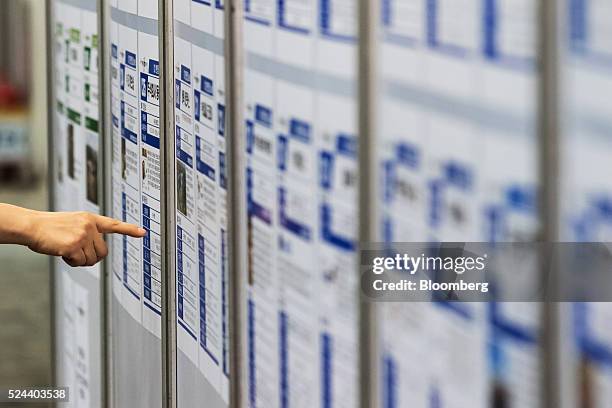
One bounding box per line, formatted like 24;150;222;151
358;0;378;405
225;0;246;404
160;0;176;406
538;0;560;406
98;0;114;405
45;0;58;398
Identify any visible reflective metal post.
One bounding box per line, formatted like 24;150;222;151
358;0;379;405
45;0;58;395
160;0;176;406
225;0;246;404
538;0;561;406
98;0;114;405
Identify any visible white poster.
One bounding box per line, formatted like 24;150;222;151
242;0;360;405
560;1;612;406
60;270;91;408
174;0;230;400
110;0;162;338
52;3;101;407
377;1;540;407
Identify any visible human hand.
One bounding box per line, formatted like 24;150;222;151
25;211;146;267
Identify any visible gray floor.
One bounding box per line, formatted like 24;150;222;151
0;183;52;407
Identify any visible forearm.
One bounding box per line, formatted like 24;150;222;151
0;203;36;246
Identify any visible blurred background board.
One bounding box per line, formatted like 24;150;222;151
0;1;51;407
374;1;543;408
0;0;36;184
558;1;612;407
239;0;361;405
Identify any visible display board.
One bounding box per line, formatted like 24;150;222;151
51;0;103;406
375;1;542;406
241;0;360;405
559;1;612;406
108;0;163;406
171;0;230;406
47;0;607;406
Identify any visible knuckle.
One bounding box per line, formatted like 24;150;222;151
86;214;97;226
78;212;92;225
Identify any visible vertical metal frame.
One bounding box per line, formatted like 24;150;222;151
45;0;58;393
538;0;561;406
357;0;378;405
98;0;114;405
225;0;247;404
160;0;176;406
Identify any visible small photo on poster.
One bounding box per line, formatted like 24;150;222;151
67;123;75;180
142;148;147;182
177;161;187;216
86;145;98;205
56;122;63;183
121;138;127;180
84;46;91;72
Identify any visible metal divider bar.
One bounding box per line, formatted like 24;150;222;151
225;0;246;404
97;0;112;406
160;0;176;406
45;0;58;397
98;0;115;408
358;0;379;405
538;0;561;406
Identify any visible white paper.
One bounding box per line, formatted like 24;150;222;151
109;0;162;338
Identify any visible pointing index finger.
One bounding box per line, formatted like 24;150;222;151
94;215;146;237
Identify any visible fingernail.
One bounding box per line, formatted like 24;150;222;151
139;228;146;235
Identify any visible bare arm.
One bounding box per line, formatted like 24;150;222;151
0;203;145;267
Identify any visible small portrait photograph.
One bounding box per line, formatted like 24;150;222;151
86;145;98;205
67;123;75;180
121;137;127;180
142;148;148;181
177;161;187;216
56;121;64;183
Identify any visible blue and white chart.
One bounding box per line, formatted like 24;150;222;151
243;0;360;406
377;1;541;407
173;0;230;405
560;1;612;406
110;0;162;338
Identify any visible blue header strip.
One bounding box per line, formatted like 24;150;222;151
255;104;273;127
289;119;311;143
